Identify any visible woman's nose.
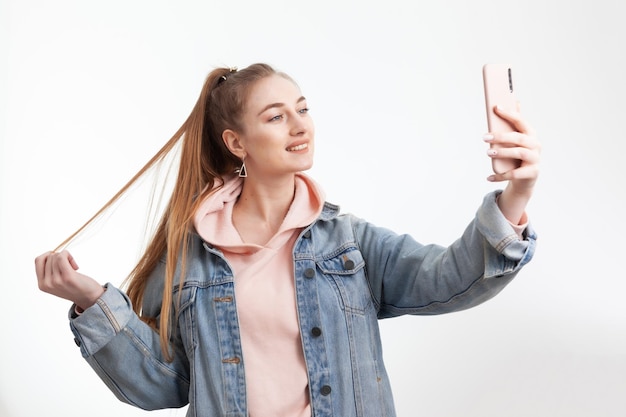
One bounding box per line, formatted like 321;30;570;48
290;114;308;136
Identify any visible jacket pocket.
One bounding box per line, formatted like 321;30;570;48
316;247;373;315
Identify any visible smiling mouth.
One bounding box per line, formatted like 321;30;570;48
286;143;308;152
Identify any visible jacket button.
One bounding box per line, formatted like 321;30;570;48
311;327;322;337
303;230;312;239
304;268;315;279
320;385;332;396
74;338;81;347
343;259;355;270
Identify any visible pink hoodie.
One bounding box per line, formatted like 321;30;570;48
194;173;325;417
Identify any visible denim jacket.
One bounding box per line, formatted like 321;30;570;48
69;191;536;417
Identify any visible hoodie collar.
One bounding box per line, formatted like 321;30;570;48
193;173;325;253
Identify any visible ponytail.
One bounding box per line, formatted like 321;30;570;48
57;63;281;361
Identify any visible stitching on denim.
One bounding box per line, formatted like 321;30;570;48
96;298;121;333
495;233;519;253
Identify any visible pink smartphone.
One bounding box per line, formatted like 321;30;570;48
482;63;521;174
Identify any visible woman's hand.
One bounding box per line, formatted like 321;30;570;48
484;105;541;225
35;251;105;311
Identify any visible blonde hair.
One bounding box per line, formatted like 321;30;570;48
56;63;285;360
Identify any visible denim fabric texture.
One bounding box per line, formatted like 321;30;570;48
69;190;537;417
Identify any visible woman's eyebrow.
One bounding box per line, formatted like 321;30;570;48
257;96;307;116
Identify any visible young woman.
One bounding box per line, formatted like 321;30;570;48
35;63;540;417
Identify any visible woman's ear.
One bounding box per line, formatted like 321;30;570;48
222;129;246;159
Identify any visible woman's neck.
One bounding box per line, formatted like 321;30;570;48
232;174;296;244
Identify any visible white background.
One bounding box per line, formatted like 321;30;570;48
2;0;625;416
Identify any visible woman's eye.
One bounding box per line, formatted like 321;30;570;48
298;107;310;114
269;114;283;122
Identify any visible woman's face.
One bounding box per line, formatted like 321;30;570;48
233;74;315;178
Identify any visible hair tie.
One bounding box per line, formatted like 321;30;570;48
218;67;238;85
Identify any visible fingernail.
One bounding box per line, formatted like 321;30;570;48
487;175;496;182
487;149;498;156
483;134;494;141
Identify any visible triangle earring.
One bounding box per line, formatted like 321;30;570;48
238;159;247;178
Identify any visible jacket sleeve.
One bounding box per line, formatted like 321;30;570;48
352;190;537;318
68;273;190;410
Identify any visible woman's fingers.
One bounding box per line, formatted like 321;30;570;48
484;109;541;189
484;112;541;172
488;161;540;182
486;130;540;151
487;145;540;165
35;251;104;309
493;105;536;135
34;251;52;283
67;253;79;271
36;251;77;293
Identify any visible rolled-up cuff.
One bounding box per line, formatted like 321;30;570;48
68;283;134;357
476;191;537;277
